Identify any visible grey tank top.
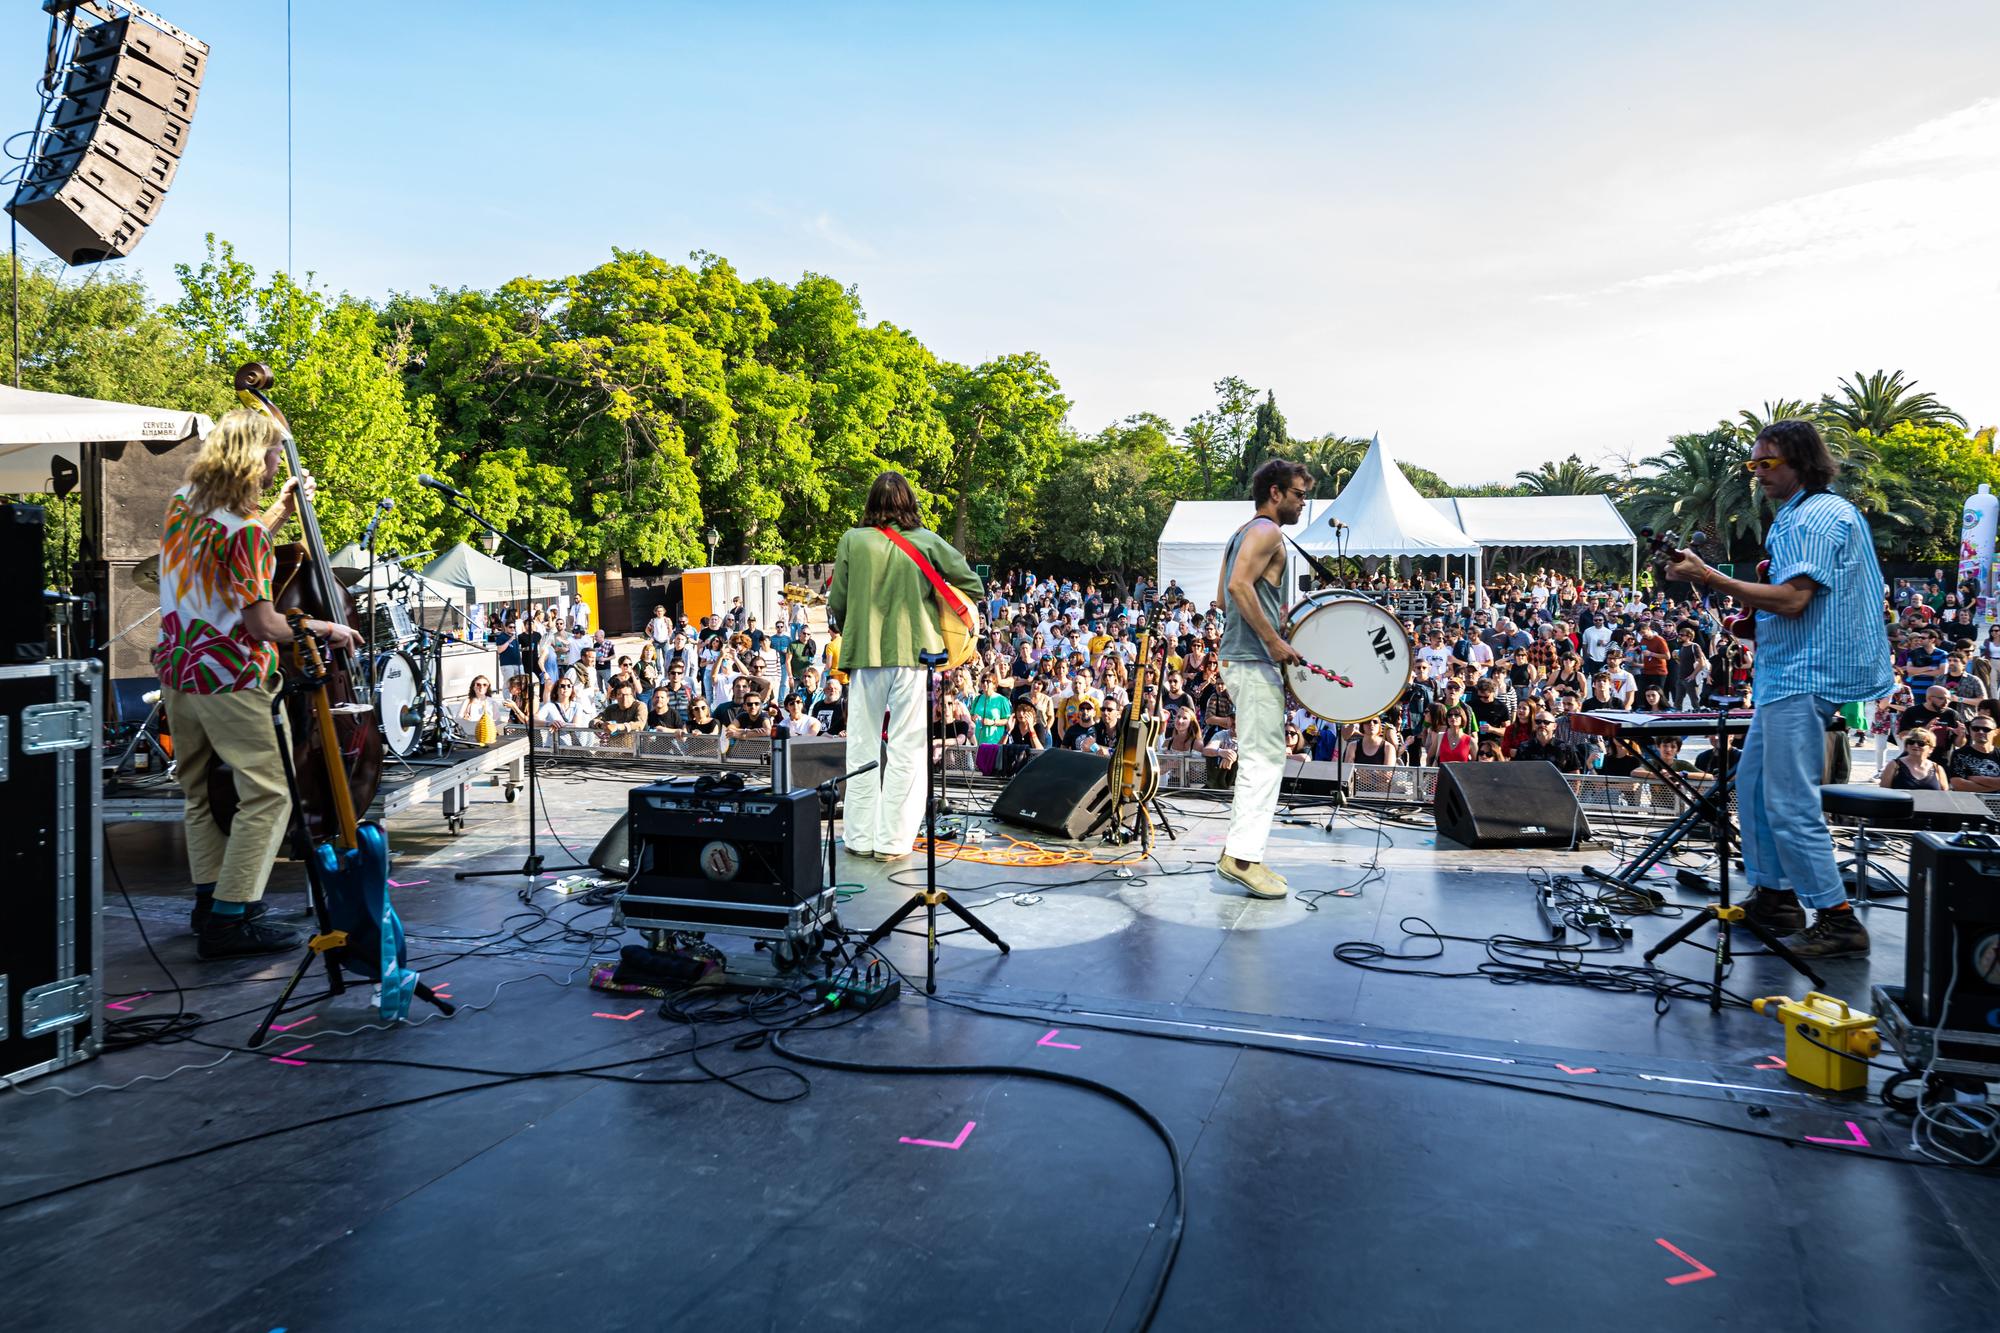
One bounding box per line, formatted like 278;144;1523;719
1220;522;1284;664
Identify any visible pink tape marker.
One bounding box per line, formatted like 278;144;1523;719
592;1009;643;1021
1037;1029;1082;1050
105;992;153;1012
1655;1237;1715;1285
388;879;429;888
900;1120;976;1150
1804;1120;1870;1148
269;1043;315;1067
268;1016;316;1034
1554;1063;1597;1075
1754;1056;1787;1071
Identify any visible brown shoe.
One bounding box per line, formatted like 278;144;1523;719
1779;909;1869;959
1217;856;1286;899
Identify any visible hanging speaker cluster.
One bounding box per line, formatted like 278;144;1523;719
6;7;208;265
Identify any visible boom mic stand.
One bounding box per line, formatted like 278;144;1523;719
432;487;584;882
857;651;1009;994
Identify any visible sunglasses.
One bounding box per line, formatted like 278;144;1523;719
1742;456;1787;474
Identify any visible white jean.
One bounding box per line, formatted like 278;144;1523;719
1222;661;1287;862
844;666;930;855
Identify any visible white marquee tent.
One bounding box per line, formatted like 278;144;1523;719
1292;435;1481;560
1155;498;1338;607
0;383;210;492
1429;494;1638;588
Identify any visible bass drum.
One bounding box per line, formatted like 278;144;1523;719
1281;593;1414;724
374;649;424;758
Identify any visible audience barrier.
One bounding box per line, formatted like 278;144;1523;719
502;723;1717;822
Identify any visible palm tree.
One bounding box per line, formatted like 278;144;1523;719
1736;399;1818;439
1820;369;1966;440
1623;428;1761;562
1293;433;1370;495
1514;454;1614;496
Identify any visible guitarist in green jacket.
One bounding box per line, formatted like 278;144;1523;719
828;472;983;861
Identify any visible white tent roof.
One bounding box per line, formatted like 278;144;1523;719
329;545;469;608
421;542;562;602
1428;494;1636;547
0;383;210;491
1155;499;1337;607
1293;435;1479;556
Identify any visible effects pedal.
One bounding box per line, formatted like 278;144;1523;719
824;961;900;1013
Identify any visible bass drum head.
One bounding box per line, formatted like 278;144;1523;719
374;649;423;758
1281;594;1414;724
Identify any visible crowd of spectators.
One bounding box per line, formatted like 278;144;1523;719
453;560;1987;793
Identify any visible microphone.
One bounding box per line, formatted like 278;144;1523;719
417;473;467;500
359;496;394;548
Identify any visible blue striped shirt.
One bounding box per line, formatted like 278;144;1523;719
1752;490;1893;706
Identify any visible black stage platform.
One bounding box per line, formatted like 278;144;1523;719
4;771;1997;1333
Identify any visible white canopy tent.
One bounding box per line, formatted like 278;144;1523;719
329;543;470;610
1430;494;1638;590
421;541;563;603
1155;498;1338;609
1291;435;1485;601
0;383;210;491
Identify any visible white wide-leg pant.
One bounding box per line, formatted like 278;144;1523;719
1221;661;1286;863
843;666;930;855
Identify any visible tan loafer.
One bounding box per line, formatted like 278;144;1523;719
1217;856;1287;899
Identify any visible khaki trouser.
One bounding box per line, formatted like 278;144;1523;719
163;681;291;904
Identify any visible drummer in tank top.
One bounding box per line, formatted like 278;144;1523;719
1211;458;1312;900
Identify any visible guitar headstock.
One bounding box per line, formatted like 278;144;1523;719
1639;526;1706;578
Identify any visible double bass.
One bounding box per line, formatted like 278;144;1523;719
208;363;384;839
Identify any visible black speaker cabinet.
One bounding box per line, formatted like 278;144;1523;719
1281;757;1352;799
775;734;849;811
2;504;49;663
1433;761;1591;849
1906;833;2000;1063
992;748;1113;841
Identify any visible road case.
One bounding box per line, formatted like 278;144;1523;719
2;658;103;1086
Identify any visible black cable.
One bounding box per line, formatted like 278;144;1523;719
771;1018;1186;1332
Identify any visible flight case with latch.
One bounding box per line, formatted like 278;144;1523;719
1;658;103;1086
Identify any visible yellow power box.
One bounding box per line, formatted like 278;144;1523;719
1751;991;1880;1092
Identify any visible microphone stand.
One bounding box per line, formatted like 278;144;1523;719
434;487;585;881
857;650;1009;994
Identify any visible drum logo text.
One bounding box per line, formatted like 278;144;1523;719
1370;626;1397;662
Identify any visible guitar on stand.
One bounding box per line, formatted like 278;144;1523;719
1105;620;1176;853
230;364;453;1046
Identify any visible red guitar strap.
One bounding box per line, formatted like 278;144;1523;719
876;526;971;615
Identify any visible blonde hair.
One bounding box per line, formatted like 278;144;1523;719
1902;727;1938;749
186;408;282;516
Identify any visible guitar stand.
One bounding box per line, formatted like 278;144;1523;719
1105;797;1178;857
249;683;456;1047
1640;705;1824;1009
856;653;1008;994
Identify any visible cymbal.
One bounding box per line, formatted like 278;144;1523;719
130;555;161;591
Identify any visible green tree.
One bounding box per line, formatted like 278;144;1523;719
2;257;230;416
1184;375;1258;499
1036;451;1175;580
1860;421;2000;563
171;237;447;554
1820;369;1965;440
1232;390;1290;495
1515;454;1614;495
1735;398;1818;439
1623;427;1759;562
1292;433;1370;495
935;352;1070;556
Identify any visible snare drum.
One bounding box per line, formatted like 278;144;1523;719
1281;592;1414;724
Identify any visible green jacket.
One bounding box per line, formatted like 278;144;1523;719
827;525;982;670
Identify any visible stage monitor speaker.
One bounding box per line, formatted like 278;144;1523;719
1281;757;1352;800
1433;760;1591;849
7;14;206;265
992;748;1113;841
2;503;50;663
82;559;157;681
1905;833;2000;1063
589;816;631;880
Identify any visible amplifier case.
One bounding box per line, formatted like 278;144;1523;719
1;660;103;1086
617;781;830;941
1904;833;2000;1067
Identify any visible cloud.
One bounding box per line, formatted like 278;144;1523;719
1854;97;2000;169
1547;98;2000;302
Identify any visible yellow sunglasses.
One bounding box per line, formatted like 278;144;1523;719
1742;456;1787;474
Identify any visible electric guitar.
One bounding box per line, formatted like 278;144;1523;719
1106;621;1164;839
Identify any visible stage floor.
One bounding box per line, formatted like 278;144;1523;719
4;768;1997;1333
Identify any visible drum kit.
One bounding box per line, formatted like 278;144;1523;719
339;564;458;761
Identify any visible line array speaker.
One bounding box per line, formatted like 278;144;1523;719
7;12;208;265
2;504;50;663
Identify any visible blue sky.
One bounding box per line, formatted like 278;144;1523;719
7;1;1997;482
